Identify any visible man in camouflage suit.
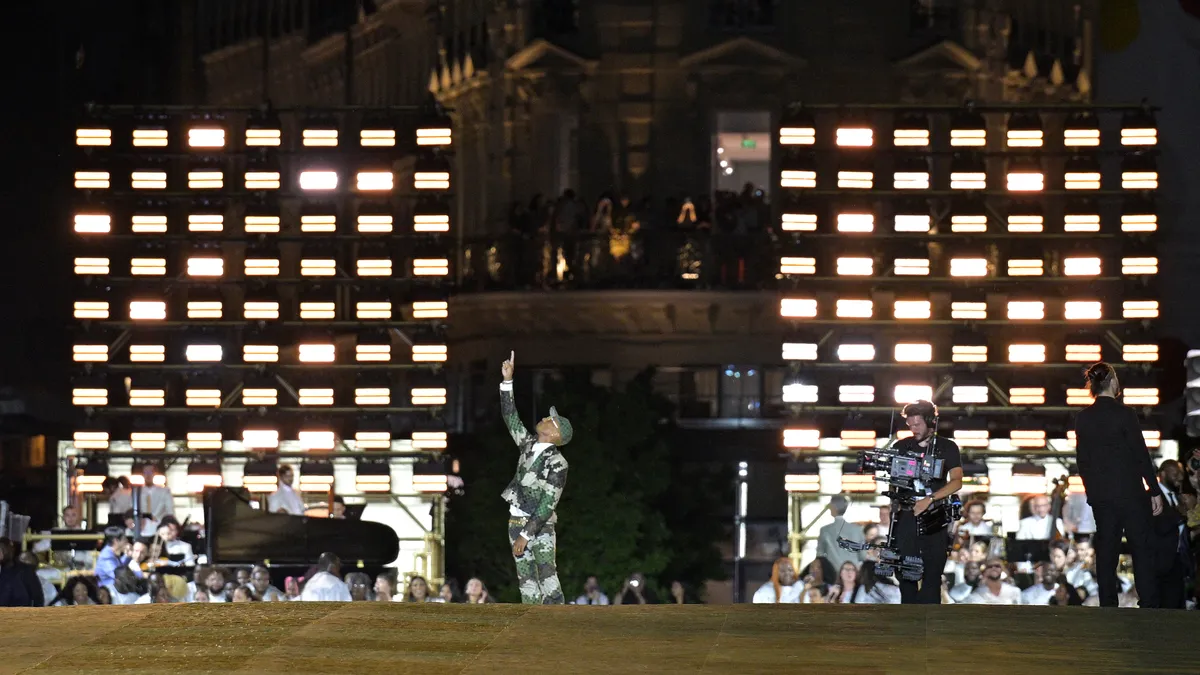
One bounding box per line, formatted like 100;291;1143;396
500;351;572;604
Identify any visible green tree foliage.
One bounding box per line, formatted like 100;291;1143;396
445;368;730;603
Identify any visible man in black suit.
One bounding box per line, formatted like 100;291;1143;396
1152;460;1189;608
1074;363;1164;608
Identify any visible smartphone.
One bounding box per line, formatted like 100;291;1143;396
630;579;640;588
942;572;955;587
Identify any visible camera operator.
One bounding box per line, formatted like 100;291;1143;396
890;400;962;604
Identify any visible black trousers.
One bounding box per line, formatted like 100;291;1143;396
892;510;950;604
1091;499;1159;608
1157;557;1187;609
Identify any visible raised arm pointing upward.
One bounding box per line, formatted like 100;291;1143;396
498;351;573;604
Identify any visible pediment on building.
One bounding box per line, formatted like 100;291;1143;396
679;36;806;72
895;40;981;72
506;39;597;73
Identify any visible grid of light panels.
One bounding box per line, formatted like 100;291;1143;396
70;107;453;473
776;105;1161;451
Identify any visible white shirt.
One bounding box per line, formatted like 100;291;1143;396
509;442;555;518
1015;515;1063;540
111;589;141;605
574;593;610;605
751;582;802;603
164;539;195;566
966;582;1022;605
1063;493;1096;534
299;571;352;602
109;488;133;516
132;486;175;536
1021;583;1056;605
268;484;306;515
851;583;901;604
958;520;995;537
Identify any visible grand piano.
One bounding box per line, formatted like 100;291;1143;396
203;488;400;566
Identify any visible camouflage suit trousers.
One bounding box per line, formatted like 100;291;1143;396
508;516;564;604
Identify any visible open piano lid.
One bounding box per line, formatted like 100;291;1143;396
205;488;400;566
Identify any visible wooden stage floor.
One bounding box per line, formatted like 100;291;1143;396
1;603;1196;675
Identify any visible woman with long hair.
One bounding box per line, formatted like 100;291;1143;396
849;561;901;604
374;573;397;602
52;577;100;606
463;577;491;604
826;562;859;603
404;576;430;603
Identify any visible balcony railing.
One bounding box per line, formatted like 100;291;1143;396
458;231;780;292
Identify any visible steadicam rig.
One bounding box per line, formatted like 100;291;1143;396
837;536;923;582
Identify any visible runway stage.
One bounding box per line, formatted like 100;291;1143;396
1;603;1197;675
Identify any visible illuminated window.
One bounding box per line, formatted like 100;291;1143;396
951;215;987;233
188;170;223;189
1063;257;1101;276
1064;301;1102;320
299;343;336;362
299;171;338;190
243;301;279;320
299;302;336;320
894;300;931;320
1007;259;1043;276
951;302;986;320
837;213;874;232
1065;343;1101;362
1009;387;1046;405
74;214;111;234
298;388;335;406
781;212;817;231
187;301;222;319
950;258;987;277
243;344;279;363
1007;301;1044;320
839;385;875;403
75;171;110;189
356;301;392;320
356;171;394;191
952;386;988;404
836;299;873;318
73;344;108;362
76;128;111;146
131;171;167;189
129;301;166;320
1008;343;1046;362
1121;257;1158;275
1122;301;1158;319
836;127;873;147
245;171;281;189
74;257;109;275
780;257;815;275
837;257;873;276
188;214;223;233
837;343;875;361
894;258;929;276
1123;343;1158;362
894;385;932;404
894;343;932;362
894;213;930;232
74;301;110;319
129;344;164;362
245;215;280;233
132;214;167;233
188;257;223;277
358;214;394;234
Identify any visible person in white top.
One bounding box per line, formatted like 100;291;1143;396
154;520;195;567
1021;562;1058;605
751;557;802;603
1016;495;1064;540
1063;492;1097;539
825;561;860;603
965;559;1022;604
850;562;902;604
953;500;996;538
267;465;306;515
876;504;891;537
299;552;352;601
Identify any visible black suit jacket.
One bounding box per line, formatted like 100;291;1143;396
1073;396;1161;505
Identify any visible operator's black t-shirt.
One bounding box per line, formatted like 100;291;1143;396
891;435;962;496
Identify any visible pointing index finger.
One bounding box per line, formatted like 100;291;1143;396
510;350;515;363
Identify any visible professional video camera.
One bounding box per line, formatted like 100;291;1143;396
858;446;946;495
837;536;923;581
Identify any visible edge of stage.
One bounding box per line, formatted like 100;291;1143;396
1;603;1197;675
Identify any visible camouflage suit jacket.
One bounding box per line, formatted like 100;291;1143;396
500;382;569;541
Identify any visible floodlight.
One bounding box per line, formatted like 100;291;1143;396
300;170;339;191
893;114;930;147
1010;462;1047;490
1065;332;1102;362
781;211;818;232
1009;387;1046;405
785;459;821;492
131;170;167;189
949;257;987;277
894;257;929;276
949;154;986;189
128;383;166;407
783;427;820;450
1121;201;1157;233
242;427;280;449
780;167;817;189
74;257;110;275
187;123;225;149
129;300;167;321
836;212;874;233
300;257;337;276
245;113;282;147
951;214;987;234
893;213;930;233
130;429;167;451
952;384;988;404
132;126;169;147
302;119;339;147
361;117;398;147
1064;301;1102;321
1006;112;1043;148
840;418;877;447
298;388;335;406
782;340;818;361
185;387;221;407
187;169;224;189
242;377;279;406
1121;154;1158;189
1122;343;1158;362
1063;202;1100;233
781;298;818;319
356;461;392;493
355;377;392;405
73;343;108;362
188;213;224;233
356;170;394;192
1121;256;1158;275
416;110;453;146
837;169;873;189
949;110;986;147
243;297;280;321
837;342;876;361
412;460;450;493
357;211;394;234
1063;112;1100;147
1120;109;1157;146
1067;388;1094;406
412;339;448;363
836;125;873;147
1006;203;1044;233
244;244;281;276
75;300;110;320
72;382;108;406
242;459;279;491
74;213;112;234
356;418;393;450
413;257;450;277
894;342;932;362
245;169;281;190
132;213;168;234
73;429;111;451
76;127;112;147
300;211;337;233
1122;300;1158;319
780;256;816;275
894;300;931;320
299;342;336;363
75;171;110;189
1007;258;1043;277
1006;158;1044;192
1063;256;1101;276
414;154;451;190
954;420;990;449
836;256;873;276
413;196;451;233
1064;156;1101;190
893;155;930;189
356;248;393;277
1124;387;1159;406
1007;301;1044;320
839;384;875;404
185;343;223;362
129;343;165;362
410;373;448;406
411;299;448;320
355;295;392;320
782;381;818;404
894;384;933;404
187;254;223;277
836;299;873;318
779;106;816;145
1008;343;1046;363
186;461;223;492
